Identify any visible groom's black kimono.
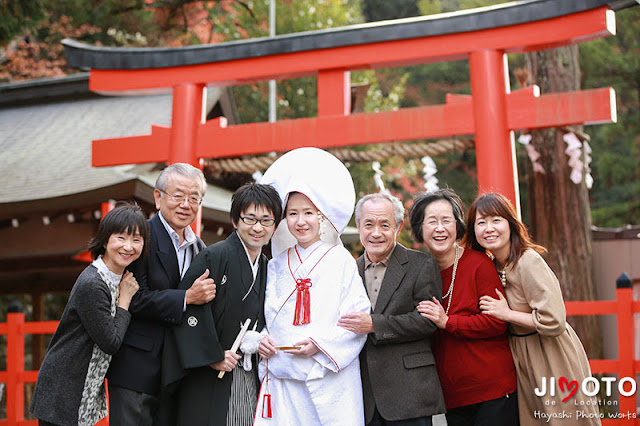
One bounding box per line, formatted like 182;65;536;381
163;231;268;425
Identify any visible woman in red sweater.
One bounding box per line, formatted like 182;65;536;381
409;189;518;426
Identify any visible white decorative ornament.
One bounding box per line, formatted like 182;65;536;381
421;156;439;192
583;141;593;189
372;161;386;192
187;316;198;327
518;132;545;174
563;132;584;185
252;170;264;181
585;173;594;189
517;133;532;145
563;132;582;151
525;144;540;162
239;330;262;372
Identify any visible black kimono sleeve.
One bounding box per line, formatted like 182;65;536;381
162;245;229;387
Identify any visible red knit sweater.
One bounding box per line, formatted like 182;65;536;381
434;249;517;409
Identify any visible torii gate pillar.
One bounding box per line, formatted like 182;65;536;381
170;83;206;235
470;50;520;215
170;83;205;167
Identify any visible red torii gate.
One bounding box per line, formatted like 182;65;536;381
63;0;625;220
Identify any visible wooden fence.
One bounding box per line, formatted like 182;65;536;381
0;273;636;425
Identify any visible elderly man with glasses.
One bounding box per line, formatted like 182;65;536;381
107;163;217;426
164;181;283;426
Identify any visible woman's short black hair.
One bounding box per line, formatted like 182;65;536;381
230;183;283;225
87;201;149;260
409;188;466;243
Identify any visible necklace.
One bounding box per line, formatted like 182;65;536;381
442;244;462;315
499;268;507;287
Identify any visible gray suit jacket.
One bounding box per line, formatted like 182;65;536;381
358;243;446;423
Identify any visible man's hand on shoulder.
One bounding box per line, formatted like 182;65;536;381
185;269;216;305
338;311;374;334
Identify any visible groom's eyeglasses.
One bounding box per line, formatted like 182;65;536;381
240;216;277;227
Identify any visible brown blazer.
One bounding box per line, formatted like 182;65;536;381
358;243;446;423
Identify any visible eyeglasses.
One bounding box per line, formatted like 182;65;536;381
159;190;203;206
423;218;454;228
240;216;276;227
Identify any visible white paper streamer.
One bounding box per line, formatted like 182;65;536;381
564;132;584;185
421;156;439;192
583;141;593;189
372;161;385;192
518;133;545;174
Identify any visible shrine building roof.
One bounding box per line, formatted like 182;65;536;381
0;74;233;219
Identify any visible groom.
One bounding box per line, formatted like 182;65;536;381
164;182;282;426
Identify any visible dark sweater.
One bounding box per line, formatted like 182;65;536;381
30;265;131;425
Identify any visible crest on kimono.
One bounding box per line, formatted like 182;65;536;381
187;316;198;327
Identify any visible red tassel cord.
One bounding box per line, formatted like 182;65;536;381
262;358;272;418
262;394;272;418
293;278;312;325
287;244;336;326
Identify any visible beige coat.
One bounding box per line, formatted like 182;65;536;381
504;249;601;426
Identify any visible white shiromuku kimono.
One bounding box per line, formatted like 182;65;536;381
255;241;371;425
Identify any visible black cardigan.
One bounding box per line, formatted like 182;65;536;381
30;265;131;425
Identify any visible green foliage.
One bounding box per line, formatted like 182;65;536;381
591;192;640;227
0;0;45;45
107;27;149;46
361;72;408;113
37;0;154;45
361;0;420;21
417;0;441;15
231;0;364;124
348;71;409;192
418;0;506;14
277;0;362;33
0;13;102;82
580;6;640;226
400;60;471;107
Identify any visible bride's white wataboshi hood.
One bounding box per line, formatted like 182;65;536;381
260;147;356;256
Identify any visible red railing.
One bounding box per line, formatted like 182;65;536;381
0;273;636;425
0;316;108;425
565;273;638;425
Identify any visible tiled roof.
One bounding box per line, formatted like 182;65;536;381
0;77;232;213
0;94;168;203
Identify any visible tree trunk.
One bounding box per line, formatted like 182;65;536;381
525;46;602;359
